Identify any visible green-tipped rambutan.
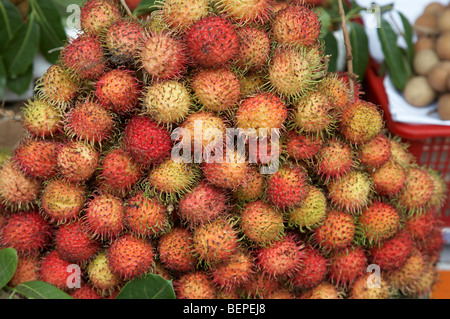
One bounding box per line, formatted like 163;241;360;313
288;185;327;231
87;251;123;296
232;166;266;203
213;0;273;24
21;99;63;138
57;141;100;183
80;0;122;35
359;134;392;170
370;159;407;197
158;0;210;33
234;25;271;71
316;138;355;182
157;227;196;273
313;210;356;253
349;273;392;299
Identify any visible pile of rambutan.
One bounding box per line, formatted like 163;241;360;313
0;0;448;300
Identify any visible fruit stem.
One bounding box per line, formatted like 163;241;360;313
119;0;135;19
337;0;356;101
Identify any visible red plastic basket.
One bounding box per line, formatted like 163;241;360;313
363;59;450;226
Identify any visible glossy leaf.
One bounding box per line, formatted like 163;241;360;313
6;65;33;95
133;0;158;17
13;281;74;299
0;248;18;290
0;0;23;52
115;274;176;299
398;11;414;69
349;21;369;82
0;57;6;98
323;32;338;73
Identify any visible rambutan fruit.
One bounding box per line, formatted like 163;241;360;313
327;170;373;214
213;0;273;24
57;141;100;183
87;251;122;295
318;72;352;113
177;180;228;227
0;159;42;211
64;98;115;145
239;200;285;245
338;99;384;145
34;64;81;107
1;210;52;256
427;168;448;211
255;234;304;279
239;71;266;97
80;0;122;35
232;166;266;203
95;68;141;115
54;219;100;264
97;148;143;197
84;193;125;240
21;99;63;138
13;138;60;180
235;92;288;137
370;159;406;197
272;4;321;47
289;245;328;290
303;282;342;299
41;179;86;224
395;167;434;215
192;217;239;265
174;271;216;299
385;249;427;296
104;19;145;65
209;249;255;292
70;283;104;299
157;227;196;273
123;115;172;167
389;138;416;167
417;228;445;264
139;31;188;80
359;134;392;170
106;233;155;280
177;110;228;154
312;210;356;252
8;255;41;287
316;138;355;182
157;0;209;32
234;26;271;71
201;152;251;190
368;231;413;272
191;67;241;113
124;192;170;238
265;164;310;210
328;246;368;287
407;263;438;298
287;185;327;231
39;250;73;291
142;80;192;125
61;33;108;80
284;131;323;161
291;89;335;137
267;45;324;101
148;158;201;202
241;270;281;298
349;273;392;299
404;210;437;243
357;201;401;246
265;287;296;299
185;16;239;68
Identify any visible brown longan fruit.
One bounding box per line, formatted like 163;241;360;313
427;61;450;93
437;93;450;120
403;76;436;108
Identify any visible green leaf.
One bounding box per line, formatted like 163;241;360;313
29;0;67;64
323;32;338;73
115;274;176;299
377;18;409;91
3;12;40;78
398;11;414;70
0;248;18;290
315;7;331;37
133;0;158;17
12;281;74;299
0;57;6;98
349;21;369;82
0;0;23;52
7;65;33;95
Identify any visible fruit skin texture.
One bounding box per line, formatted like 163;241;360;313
396;167;434;214
201;153;250;190
124;192;169;238
239;200;285;245
107;234;155;280
284;131;323;161
97;148;142;197
61;34;107;80
272;4;321;47
160;0;210;33
70;283;103;299
157;227;196;273
40;250;74;291
123;116;172;167
177;180;228;227
214;0;273;24
8;255;41;287
57;141;100;183
316;138;354;182
87;251;122;295
174;271;216;299
84;193;125;240
359;134;392;170
329;247;368;287
1;210;52;256
0;160;42;211
370;159;406;198
13;139;60;180
266;165;310;210
313;210;355;252
54;219;101;264
80;0;122;35
350;274;392;299
256;234;304;279
186;16;239;68
288;185;327;231
95;68;141;115
289;245;328;290
369;231;413;272
21;99;63;138
234;26;271;71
